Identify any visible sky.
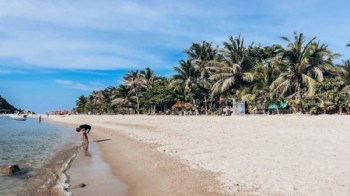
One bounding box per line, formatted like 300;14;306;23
0;0;349;113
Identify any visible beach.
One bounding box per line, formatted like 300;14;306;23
49;115;350;196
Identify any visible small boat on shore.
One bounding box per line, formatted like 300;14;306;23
9;113;27;121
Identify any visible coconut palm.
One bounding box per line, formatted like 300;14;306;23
242;63;281;112
111;84;132;112
123;70;146;114
209;35;254;97
185;41;221;113
140;67;156;89
90;91;104;114
115;84;130;100
185;41;221;79
76;95;88;113
101;87;116;114
170;59;199;105
92;91;104;105
341;60;350;84
270;32;330;112
237;45;281;113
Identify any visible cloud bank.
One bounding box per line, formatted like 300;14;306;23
0;0;349;71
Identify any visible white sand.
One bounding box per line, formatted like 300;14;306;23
50;114;350;195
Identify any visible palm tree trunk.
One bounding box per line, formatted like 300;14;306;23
263;100;266;114
296;83;305;113
136;91;140;114
192;98;199;115
209;96;214;113
204;95;208;115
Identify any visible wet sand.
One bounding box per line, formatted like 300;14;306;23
66;141;128;195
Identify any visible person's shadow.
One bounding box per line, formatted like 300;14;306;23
90;139;112;143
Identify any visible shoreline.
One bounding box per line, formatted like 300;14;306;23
65;139;128;196
43;117;129;196
49;115;225;195
49;114;350;195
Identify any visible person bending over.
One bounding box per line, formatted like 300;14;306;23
76;124;92;144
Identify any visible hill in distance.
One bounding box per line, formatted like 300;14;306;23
0;95;18;113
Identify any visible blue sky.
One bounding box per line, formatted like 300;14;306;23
0;0;349;113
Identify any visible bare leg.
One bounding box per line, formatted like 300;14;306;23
83;133;88;143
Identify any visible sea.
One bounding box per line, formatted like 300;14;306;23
0;115;80;196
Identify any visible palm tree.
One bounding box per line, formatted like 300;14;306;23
123;70;145;114
185;41;221;113
236;45;285;113
341;60;350;84
90;90;104;114
110;84;131;113
209;35;254;98
101;87;116;114
76;95;88;113
309;42;341;79
270;32;330;112
242;63;281;112
170;59;199;112
140;67;156;89
185;41;220;78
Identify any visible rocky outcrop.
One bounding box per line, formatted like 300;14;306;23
0;165;21;175
0;95;18;113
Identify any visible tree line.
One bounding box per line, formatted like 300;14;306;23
74;32;350;115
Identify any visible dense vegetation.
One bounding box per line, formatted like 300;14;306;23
74;32;350;115
0;95;18;113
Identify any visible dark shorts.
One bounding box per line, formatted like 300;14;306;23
83;129;91;134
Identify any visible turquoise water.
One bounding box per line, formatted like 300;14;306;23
0;116;79;195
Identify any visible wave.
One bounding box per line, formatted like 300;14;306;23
18;145;79;196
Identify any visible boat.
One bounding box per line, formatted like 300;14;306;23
9;113;27;121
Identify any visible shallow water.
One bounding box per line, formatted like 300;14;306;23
0;116;79;195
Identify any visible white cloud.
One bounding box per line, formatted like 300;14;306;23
0;0;349;70
55;79;106;91
55;80;74;85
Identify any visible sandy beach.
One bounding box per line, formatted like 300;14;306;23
49;115;350;196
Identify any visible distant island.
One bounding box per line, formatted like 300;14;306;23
0;95;18;113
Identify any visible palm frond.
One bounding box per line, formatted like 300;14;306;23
307;66;324;82
221;77;235;92
242;72;254;82
302;74;316;97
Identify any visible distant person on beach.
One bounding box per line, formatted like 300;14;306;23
76;124;92;143
38;115;42;123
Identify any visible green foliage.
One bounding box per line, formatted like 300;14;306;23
302;78;350;114
73;32;350;115
140;78;180;108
